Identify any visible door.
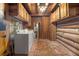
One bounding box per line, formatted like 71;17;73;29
40;17;49;39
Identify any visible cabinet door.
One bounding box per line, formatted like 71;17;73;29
0;31;6;55
28;15;31;27
50;7;60;23
23;6;27;21
18;3;24;19
69;3;79;17
26;13;29;22
55;7;60;20
60;3;68;19
9;4;18;16
19;3;27;22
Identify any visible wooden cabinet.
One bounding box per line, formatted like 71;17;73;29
7;3;31;24
60;3;79;19
18;3;31;26
18;4;23;19
60;3;69;19
50;3;67;23
0;31;7;55
50;7;60;23
50;3;79;23
18;3;31;22
55;7;60;20
26;13;31;26
68;3;79;17
26;13;30;22
8;4;18;16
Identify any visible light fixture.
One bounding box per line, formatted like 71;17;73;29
38;3;48;13
46;3;48;6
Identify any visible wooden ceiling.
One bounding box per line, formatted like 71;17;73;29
28;3;38;14
45;3;57;14
22;3;57;16
22;3;38;15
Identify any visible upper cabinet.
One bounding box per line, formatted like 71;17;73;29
55;7;60;20
50;3;79;23
8;4;18;16
18;3;27;22
18;3;31;23
60;3;69;19
50;7;60;23
68;3;79;16
6;3;31;24
60;3;79;19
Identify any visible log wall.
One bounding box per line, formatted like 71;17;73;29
57;28;79;55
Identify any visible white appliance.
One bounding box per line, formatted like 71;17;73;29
14;29;35;55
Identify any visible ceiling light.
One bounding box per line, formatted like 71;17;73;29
46;3;48;6
38;3;48;13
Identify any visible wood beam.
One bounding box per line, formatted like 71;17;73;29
22;3;31;14
45;3;57;13
22;3;38;14
31;13;50;17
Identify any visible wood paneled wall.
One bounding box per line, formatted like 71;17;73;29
49;24;56;41
31;16;50;39
41;17;50;39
